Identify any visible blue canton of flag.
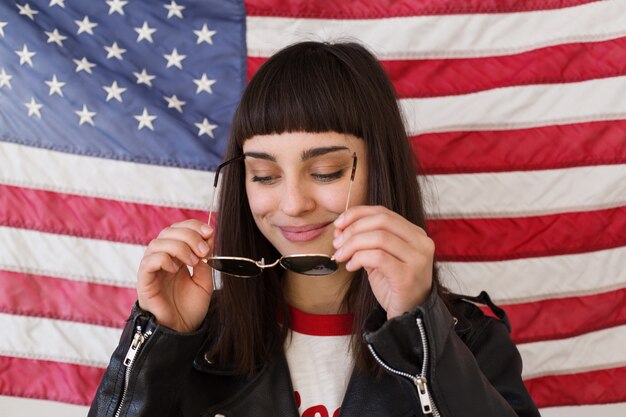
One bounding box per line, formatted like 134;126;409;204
0;0;246;171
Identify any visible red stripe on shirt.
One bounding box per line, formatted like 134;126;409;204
288;306;353;336
0;270;134;328
0;355;103;406
245;0;597;18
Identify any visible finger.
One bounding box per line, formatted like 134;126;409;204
334;210;428;250
344;249;403;276
169;219;214;239
190;259;214;294
334;229;411;264
144;238;204;266
138;252;182;276
153;228;214;259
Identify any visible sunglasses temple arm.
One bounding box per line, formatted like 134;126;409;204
344;153;358;213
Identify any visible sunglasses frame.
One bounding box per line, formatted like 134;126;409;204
203;150;358;278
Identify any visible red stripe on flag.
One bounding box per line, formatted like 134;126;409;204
503;288;626;344
0;270;134;328
525;365;626;408
244;0;597;18
383;37;626;98
0;184;206;245
412;119;626;175
429;206;626;262
0;355;103;406
250;37;626;98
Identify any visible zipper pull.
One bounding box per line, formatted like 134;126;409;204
123;326;151;366
413;376;433;415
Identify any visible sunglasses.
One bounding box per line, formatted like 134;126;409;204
203;151;358;277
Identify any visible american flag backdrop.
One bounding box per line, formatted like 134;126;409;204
1;0;625;415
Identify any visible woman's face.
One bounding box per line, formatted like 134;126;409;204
242;131;368;257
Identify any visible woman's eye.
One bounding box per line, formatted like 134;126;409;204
251;175;277;184
312;170;344;182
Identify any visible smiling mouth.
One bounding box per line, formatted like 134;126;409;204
278;222;332;242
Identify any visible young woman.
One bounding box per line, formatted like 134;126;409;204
89;41;540;417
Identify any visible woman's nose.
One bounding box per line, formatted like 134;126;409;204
279;180;315;217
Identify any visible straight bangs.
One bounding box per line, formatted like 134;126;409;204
232;42;373;145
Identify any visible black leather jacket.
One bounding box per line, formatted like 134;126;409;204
89;290;540;417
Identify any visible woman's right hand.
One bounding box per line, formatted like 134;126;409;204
136;219;215;333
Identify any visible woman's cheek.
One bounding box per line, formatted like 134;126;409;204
246;185;277;217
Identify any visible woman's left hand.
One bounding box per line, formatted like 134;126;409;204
333;205;434;320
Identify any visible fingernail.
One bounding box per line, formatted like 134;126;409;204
200;225;212;236
198;241;209;254
334;214;344;225
334;248;343;260
333;234;343;247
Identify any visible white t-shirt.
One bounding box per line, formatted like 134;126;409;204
284;306;354;417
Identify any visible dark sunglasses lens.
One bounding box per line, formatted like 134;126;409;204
207;258;261;277
280;256;337;276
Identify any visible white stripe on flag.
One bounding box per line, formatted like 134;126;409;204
401;75;626;135
0;226;143;287
3;310;625;386
3;143;624;219
0;313;121;367
519;324;626;379
423;164;626;219
246;0;626;58
440;246;626;303
0;396;89;417
0;141;214;209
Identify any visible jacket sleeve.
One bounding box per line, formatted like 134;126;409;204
363;289;541;417
88;303;210;417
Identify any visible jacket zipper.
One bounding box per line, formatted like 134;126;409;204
114;325;153;417
367;317;441;416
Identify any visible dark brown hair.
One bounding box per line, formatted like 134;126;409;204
207;41;444;374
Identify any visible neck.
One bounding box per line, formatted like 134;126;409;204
283;265;355;315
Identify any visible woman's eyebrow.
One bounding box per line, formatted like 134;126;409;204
243;152;276;162
301;146;350;161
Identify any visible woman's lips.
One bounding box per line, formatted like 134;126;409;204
278;223;331;242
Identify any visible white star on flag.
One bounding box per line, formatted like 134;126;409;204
133;69;155;87
15;45;36;67
75;104;96;126
0;22;7;38
104;42;126;60
49;0;65;7
45;74;65;96
0;68;12;89
164;95;185;113
194;24;217;45
164;48;186;70
106;0;128;15
193;74;216;94
134;21;156;43
45;28;67;46
134;108;157;131
164;1;185;19
103;81;126;102
75;16;98;35
17;3;38;21
195;118;217;138
73;57;96;74
24;97;43;118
